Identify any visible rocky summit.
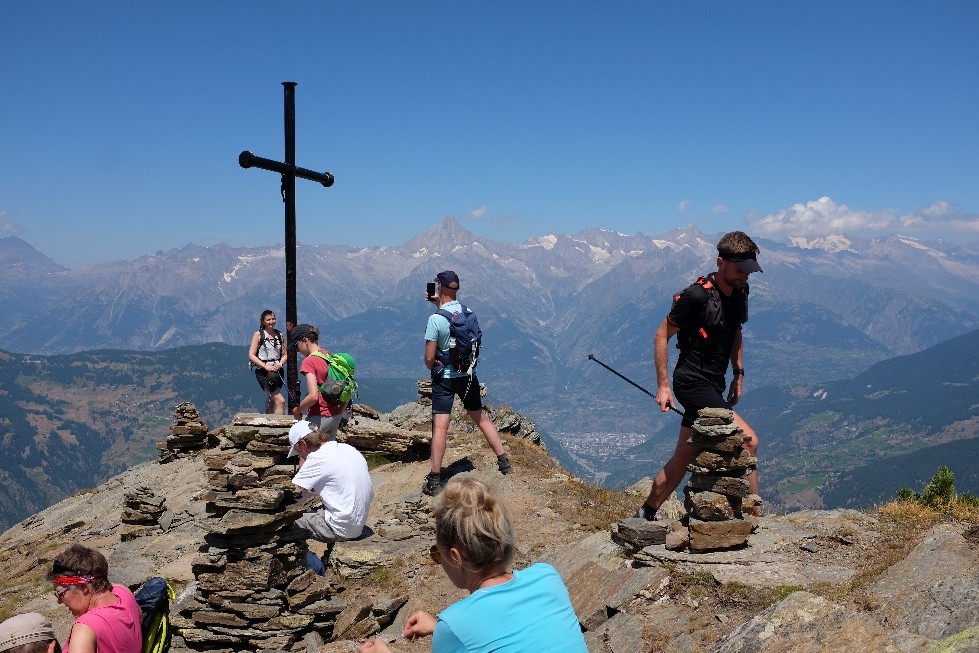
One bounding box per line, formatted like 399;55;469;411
1;389;978;653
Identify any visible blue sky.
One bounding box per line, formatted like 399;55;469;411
2;1;978;269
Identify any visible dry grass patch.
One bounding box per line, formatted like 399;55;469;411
547;478;637;532
716;581;804;611
810;501;942;606
359;556;409;594
502;435;565;478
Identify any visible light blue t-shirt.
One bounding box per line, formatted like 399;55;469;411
432;562;588;653
425;300;464;379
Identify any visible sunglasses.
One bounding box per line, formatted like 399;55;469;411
429;544;442;564
53;585;73;601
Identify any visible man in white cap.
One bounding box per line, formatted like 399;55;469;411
0;612;60;653
287;420;374;544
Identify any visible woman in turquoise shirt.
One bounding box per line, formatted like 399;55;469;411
360;478;587;653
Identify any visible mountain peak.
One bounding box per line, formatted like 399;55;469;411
0;236;67;274
400;215;489;256
787;234;856;253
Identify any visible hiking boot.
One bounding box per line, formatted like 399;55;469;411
422;472;442;496
634;504;656;521
497;455;513;475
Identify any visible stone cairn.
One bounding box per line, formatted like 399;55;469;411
158;402;210;463
120;486;169;542
670;407;761;552
170;413;343;652
614;407;761;555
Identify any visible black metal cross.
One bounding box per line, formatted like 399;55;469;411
239;81;334;410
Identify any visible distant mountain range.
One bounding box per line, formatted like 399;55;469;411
2;220;979;510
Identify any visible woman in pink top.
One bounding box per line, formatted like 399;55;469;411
47;544;142;653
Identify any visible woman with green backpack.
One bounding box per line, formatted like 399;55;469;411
288;323;351;440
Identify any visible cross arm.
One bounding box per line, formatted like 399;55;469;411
238;151;334;187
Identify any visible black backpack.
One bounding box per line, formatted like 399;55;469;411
435;304;482;376
675;273;748;347
134;576;175;653
250;329;283;370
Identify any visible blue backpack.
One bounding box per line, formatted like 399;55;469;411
436;304;482;376
134;577;175;653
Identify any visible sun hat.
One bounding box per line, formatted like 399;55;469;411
0;613;56;652
721;253;763;274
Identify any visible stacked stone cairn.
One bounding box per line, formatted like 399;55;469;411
171;413;343;651
159;402;210;463
120;486;169;542
669;407;761;552
612;407;762;556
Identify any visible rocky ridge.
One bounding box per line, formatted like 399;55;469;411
0;390;977;653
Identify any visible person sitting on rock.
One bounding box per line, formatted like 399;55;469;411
287;420;374;547
359;477;587;653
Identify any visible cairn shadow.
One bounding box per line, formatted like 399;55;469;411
441;457;476;483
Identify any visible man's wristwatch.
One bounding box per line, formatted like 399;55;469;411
732;367;745;376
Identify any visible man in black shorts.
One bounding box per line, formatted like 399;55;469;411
422;270;513;496
637;231;763;519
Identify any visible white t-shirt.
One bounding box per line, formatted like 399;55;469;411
292;441;374;539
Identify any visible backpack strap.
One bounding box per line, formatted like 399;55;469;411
433;308;459;365
309;350;330;362
256;329;284;362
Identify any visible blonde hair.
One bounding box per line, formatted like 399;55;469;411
433;478;514;570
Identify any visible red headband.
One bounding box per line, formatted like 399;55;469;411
53;575;95;586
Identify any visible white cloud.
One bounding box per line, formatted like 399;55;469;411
897;201;979;233
0;210;25;236
460;206;515;226
464;206;488;221
710;204;729;215
676;200;690;214
747;197;890;236
746;197;979;237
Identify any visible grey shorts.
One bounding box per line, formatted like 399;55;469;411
290;508;342;543
307;414;342;440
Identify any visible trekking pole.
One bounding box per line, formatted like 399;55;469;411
586;353;685;416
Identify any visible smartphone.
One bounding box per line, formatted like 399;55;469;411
426;282;436;299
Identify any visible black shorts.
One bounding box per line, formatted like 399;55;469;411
673;376;729;428
254;367;283;392
431;375;483;414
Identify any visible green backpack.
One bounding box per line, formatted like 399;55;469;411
309;351;358;403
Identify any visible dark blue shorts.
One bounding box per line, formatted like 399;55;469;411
431;374;483;414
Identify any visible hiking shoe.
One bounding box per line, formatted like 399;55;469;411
497;455;513;475
634;504;656;521
422;472;442;496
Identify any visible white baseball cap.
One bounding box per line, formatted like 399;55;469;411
288;420;316;458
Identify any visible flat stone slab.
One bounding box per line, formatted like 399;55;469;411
633;514;866;587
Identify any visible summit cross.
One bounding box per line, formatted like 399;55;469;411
239;81;334;410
